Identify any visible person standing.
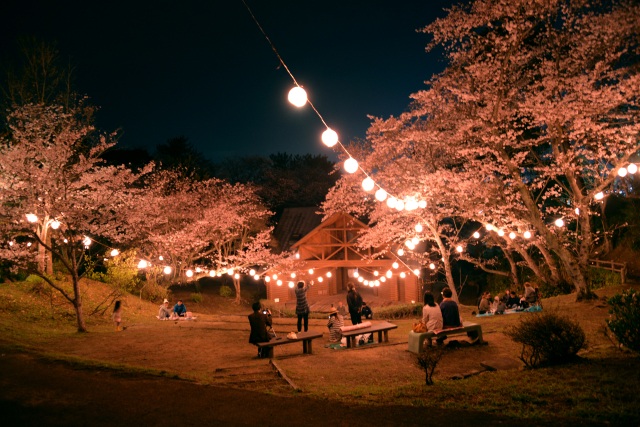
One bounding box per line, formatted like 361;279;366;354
112;300;123;332
295;280;310;332
346;282;363;325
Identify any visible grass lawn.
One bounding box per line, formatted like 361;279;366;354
0;277;638;425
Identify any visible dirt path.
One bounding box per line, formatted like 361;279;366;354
0;348;604;427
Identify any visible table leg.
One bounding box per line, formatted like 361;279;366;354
383;331;388;342
377;331;383;343
303;340;308;353
307;339;313;354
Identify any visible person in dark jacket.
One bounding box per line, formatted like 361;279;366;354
360;302;373;319
295;280;311;332
248;302;272;358
173;300;187;317
346;282;363;325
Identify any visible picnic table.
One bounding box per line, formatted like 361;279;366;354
340;321;398;348
256;331;323;358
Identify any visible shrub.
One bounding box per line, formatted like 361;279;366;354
191;292;203;303
587;267;621;290
415;346;445;385
505;311;586;368
219;285;234;298
374;303;422;319
607;289;640;353
538;280;573;298
139;280;169;303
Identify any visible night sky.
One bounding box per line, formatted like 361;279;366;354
1;0;455;162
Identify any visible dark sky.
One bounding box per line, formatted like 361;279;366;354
1;0;455;162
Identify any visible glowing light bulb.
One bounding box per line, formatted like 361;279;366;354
509;232;516;239
618;167;628;177
276;279;282;286
380;276;386;282
405;198;419;211
386;270;392;278
110;249;119;257
392;262;399;269
413;269;420;276
186;269;194;278
288;281;294;288
272;274;278;280
249;269;256;276
497;229;505;237
50;220;60;229
344;158;359;174
353;271;359;278
209;271;216;277
234;273;240;279
594;192;604;200
406;241;415;250
25;213;38;223
473;231;480;239
375;189;387;202
555;218;565;227
264;276;271;283
254;274;260;280
397;248;404;256
326;271;332;278
415;223;423;233
627;163;637;174
575;207;580;215
418;200;427;209
83;236;91;247
429;263;436;270
395;200;405;211
523;231;532;239
362;177;375;192
288;86;307;107
291;272;296;278
27;242;32;247
456;245;463;253
373;271;379;276
163;266;172;275
358;276;364;282
375;280;380;287
386;197;397;209
317;276;324;282
400;272;406;278
411;237;419;245
159;255;164;261
322;128;338;147
308;268;314;275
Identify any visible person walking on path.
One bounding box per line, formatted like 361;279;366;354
346;282;363;325
295;280;311;332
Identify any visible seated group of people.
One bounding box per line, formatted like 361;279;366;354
477;282;541;315
157;299;189;320
421;287;463;336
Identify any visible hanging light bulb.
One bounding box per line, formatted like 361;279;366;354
186;269;194;278
386;270;392;278
413;269;420;276
290;272;296;278
83;236;92;247
627;163;637;174
485;224;494;231
234;273;240;279
308;268;314;275
249;269;256;276
25;213;38;223
209;270;216;277
509;232;516;239
110;249;119;257
429;263;436;270
473;231;480;239
357;276;364;282
555;218;565;227
159;255;164;261
353;270;359;278
618;167;628;177
317;276;324;282
523;231;532;239
373;271;379;276
163;266;172;275
288;86;307;107
415;223;423;233
272;274;278;280
375;188;387;202
497;229;505;237
386;197;397;209
411;236;420;245
405;197;419;211
50;220;61;229
277;279;283;286
406;241;416;250
575;207;580;215
400;272;406;279
254;274;260;280
397;248;404;256
362;177;375;192
375;280;381;287
594;192;604;200
395;200;405;211
418;200;427;209
321;128;338;147
264;276;271;283
380;276;386;282
344;157;359;174
326;271;332;278
392;262;399;269
288;281;294;288
456;245;463;253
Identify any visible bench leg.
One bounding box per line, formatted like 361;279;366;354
303;340;308;354
383;330;389;343
306;339;313;354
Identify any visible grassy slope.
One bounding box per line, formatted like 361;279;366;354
0;278;639;424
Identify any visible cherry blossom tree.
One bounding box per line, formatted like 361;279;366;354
132;171;282;304
326;0;639;298
0;104;151;332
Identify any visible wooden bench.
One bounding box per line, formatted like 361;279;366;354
256;331;323;358
408;321;484;354
340;321;398;348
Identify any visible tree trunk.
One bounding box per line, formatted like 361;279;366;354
427;222;460;302
503;249;520;287
233;277;242;304
71;273;87;332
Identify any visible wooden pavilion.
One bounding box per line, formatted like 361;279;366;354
266;212;422;305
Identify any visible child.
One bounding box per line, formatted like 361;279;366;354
112;300;123;332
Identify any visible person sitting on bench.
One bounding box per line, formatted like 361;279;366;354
438;287;463;344
248;302;272;358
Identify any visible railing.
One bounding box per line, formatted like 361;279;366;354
588;259;627;284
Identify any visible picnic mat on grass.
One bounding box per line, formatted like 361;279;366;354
475;305;542;317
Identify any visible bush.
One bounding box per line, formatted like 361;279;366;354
191;292;203;303
538;280;573;298
416;346;445;385
219;285;234;298
588;267;621;290
139;280;169;303
374;303;422;320
505;311;586;368
607;289;640;353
